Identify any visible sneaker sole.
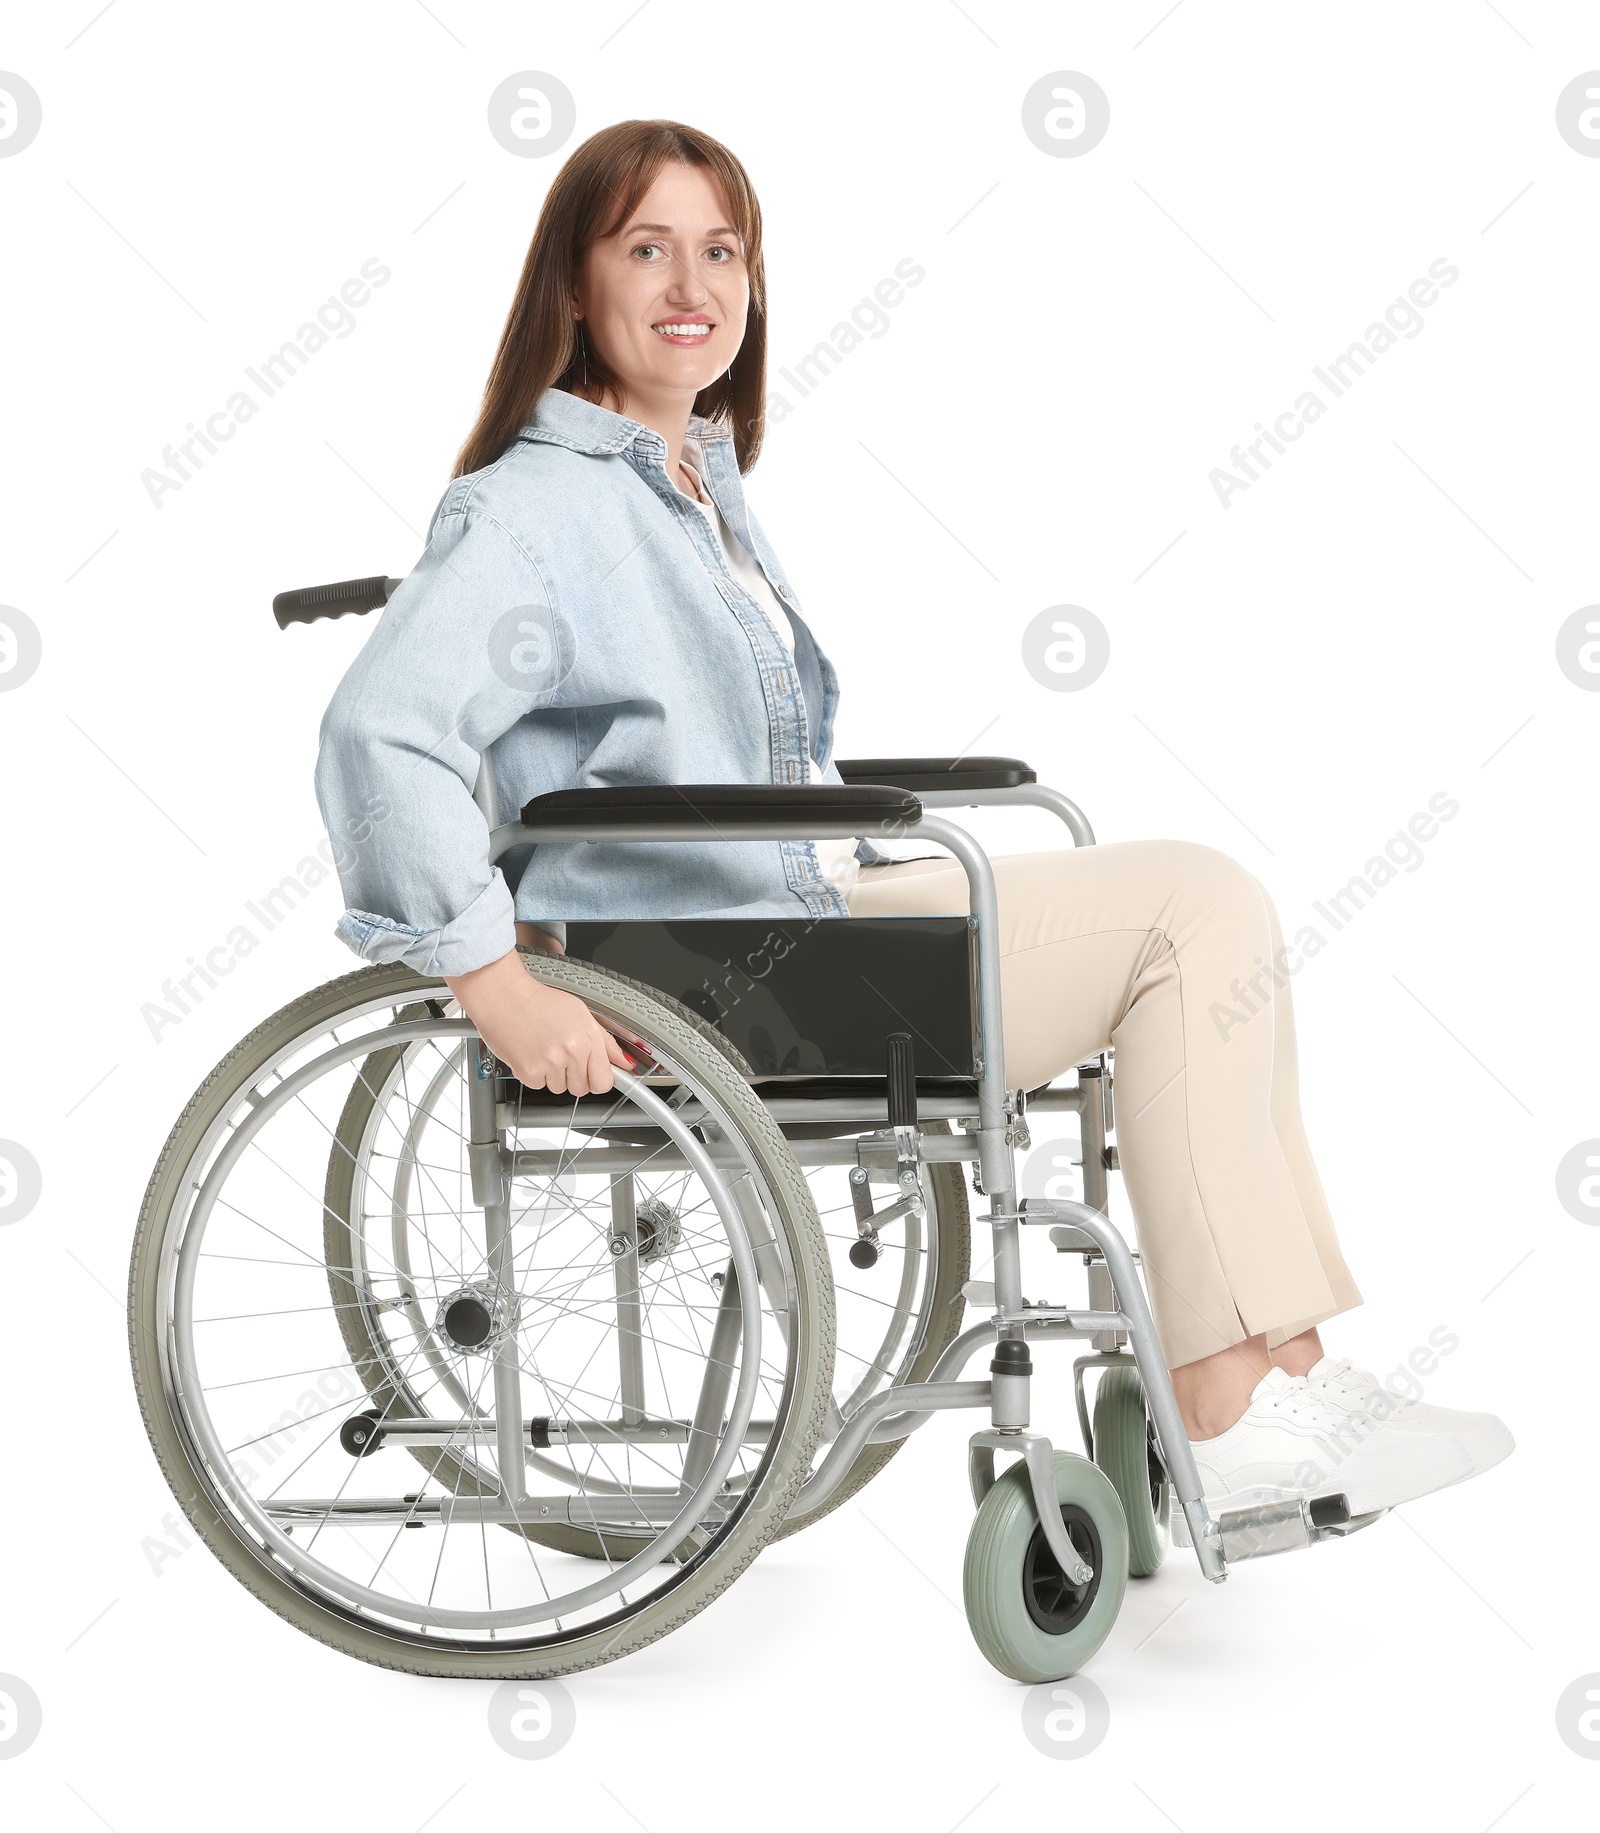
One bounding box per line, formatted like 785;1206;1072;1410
1441;1421;1514;1487
1337;1449;1472;1516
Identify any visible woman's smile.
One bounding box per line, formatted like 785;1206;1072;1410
651;313;715;345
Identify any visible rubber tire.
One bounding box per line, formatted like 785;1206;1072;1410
130;959;835;1680
1091;1365;1170;1578
963;1452;1129;1684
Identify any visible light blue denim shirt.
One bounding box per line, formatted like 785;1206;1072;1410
314;387;889;976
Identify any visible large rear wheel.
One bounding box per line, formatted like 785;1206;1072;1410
129;958;834;1678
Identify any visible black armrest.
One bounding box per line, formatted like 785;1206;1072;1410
519;782;922;833
835;755;1037;793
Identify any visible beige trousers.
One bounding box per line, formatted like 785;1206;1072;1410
843;840;1363;1370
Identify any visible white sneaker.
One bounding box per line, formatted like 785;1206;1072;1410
1186;1366;1472;1518
1304;1354;1513;1484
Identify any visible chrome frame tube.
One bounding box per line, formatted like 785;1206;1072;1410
908;781;1095;847
680;1262;744;1491
467;1045;526;1503
373;1417;778;1448
609;1174;647;1425
472;756;500;829
856;1314;1135;1436
903;815;1009;1150
786;1380;993;1519
1018;1196;1223;1582
1071;1350;1138;1461
509;1130;982;1180
503;1092;990;1132
265;1493;718;1529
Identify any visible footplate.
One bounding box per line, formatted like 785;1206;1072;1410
1173;1493;1389;1561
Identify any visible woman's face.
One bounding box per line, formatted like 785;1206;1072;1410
572;160;749;413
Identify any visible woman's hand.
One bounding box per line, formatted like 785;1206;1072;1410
444;949;638;1095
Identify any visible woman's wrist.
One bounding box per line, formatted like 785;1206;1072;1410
443;947;525;1010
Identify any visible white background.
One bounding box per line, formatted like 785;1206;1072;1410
2;1;1597;1825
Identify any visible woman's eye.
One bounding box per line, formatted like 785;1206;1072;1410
629;239;737;263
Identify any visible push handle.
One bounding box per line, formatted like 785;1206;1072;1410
886;1032;917;1128
272;575;401;629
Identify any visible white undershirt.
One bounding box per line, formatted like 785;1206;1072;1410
679;444;861;896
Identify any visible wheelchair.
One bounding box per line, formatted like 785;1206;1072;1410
128;573;1380;1685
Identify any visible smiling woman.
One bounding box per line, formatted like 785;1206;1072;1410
310;119;1512;1494
452;119;770;480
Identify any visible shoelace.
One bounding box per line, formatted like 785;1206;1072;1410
1313;1355;1363;1396
1312;1357;1418;1425
1263;1377;1349;1432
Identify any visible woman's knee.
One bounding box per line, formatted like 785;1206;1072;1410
1156;838;1266;904
1152;841;1285;954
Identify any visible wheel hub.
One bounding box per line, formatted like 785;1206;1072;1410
435;1280;520;1357
635;1194;683;1265
1022;1502;1103;1635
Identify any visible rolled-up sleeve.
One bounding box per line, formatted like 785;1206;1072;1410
314;502;567;977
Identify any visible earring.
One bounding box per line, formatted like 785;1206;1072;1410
575;320;588;392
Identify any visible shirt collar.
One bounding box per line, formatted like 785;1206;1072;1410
516;387;735;462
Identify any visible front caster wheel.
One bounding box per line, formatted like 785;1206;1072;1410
1092;1365;1170;1577
962;1452;1129;1683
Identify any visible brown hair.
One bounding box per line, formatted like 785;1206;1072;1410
452;119;768;480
